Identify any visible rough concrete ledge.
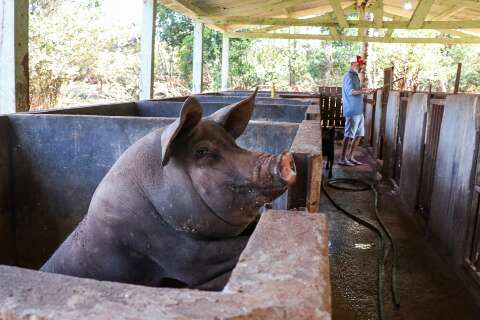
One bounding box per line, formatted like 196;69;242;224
0;210;331;320
289;120;322;212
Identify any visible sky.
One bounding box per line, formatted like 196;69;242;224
101;0;143;26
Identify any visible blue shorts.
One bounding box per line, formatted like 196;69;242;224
344;115;365;139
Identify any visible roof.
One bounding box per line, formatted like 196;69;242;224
159;0;480;44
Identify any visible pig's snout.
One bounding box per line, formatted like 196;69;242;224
274;152;296;186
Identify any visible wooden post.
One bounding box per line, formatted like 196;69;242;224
0;0;29;113
221;34;229;91
192;22;204;94
454;63;462;94
139;0;156;100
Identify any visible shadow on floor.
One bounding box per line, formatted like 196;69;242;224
322;146;480;320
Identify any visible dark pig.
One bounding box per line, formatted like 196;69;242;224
322;127;335;179
40;90;297;290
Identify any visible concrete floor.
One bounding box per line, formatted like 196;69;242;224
322;146;480;320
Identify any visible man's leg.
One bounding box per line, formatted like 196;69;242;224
348;115;365;165
341;137;352;161
348;136;362;163
339;117;355;166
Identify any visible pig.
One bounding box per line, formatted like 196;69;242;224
40;90;297;290
322;127;335;179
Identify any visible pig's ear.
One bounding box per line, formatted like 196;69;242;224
207;88;258;139
161;96;202;166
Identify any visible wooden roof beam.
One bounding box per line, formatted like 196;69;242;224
200;16;480;30
409;0;434;28
436;0;480;10
373;0;384;28
433;5;466;20
328;0;349;28
206;0;315;17
383;11;479;38
164;0;207;17
225;31;480;44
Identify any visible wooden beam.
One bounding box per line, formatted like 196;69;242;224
329;27;339;40
204;0;312;17
244;4;358;33
433;5;465;20
202;16;480;30
225;31;480;44
358;5;366;40
0;0;29;113
192;22;204;94
221;35;229;91
385;16;396;39
409;0;434;28
165;0;207;16
373;0;384;28
383;9;480;38
454;63;462;94
140;0;156;100
436;0;480;10
328;0;349;28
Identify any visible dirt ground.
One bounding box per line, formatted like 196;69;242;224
322;146;480;320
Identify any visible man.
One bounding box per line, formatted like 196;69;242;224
339;56;374;166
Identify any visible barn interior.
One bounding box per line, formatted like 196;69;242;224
1;0;480;319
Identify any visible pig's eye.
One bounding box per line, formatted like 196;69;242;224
195;147;211;157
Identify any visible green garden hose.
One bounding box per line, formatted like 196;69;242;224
322;178;400;320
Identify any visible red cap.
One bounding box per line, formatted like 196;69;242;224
356;55;366;65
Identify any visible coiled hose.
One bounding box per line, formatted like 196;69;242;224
322;178;400;320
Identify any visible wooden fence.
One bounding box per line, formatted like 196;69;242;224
378;92;480;295
318;86;344;127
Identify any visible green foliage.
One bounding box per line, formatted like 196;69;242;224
156;5;192;48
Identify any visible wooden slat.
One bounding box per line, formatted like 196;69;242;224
328;0;348;28
454;63;462;94
429;98;446;106
409;0;435;28
374;0;384;28
226;31;480;44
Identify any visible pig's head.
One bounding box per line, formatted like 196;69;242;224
158;90;296;238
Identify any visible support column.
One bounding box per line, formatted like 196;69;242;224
0;0;29;113
140;0;156;100
221;35;230;91
192;22;204;94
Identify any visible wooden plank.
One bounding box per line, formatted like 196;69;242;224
374;0;384;28
409;0;435;28
139;0;156;100
329;27;339;40
192;22;204;94
0;0;29;113
221;35;229;91
454;63;462;94
226;31;480;44
165;0;207;16
382;91;401;180
430;98;446;106
429;95;480;264
328;0;348;28
213;16;480;30
433;5;465;20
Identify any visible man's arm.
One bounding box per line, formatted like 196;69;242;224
351;88;375;96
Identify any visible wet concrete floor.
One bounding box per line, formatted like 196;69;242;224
322;146;480;320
